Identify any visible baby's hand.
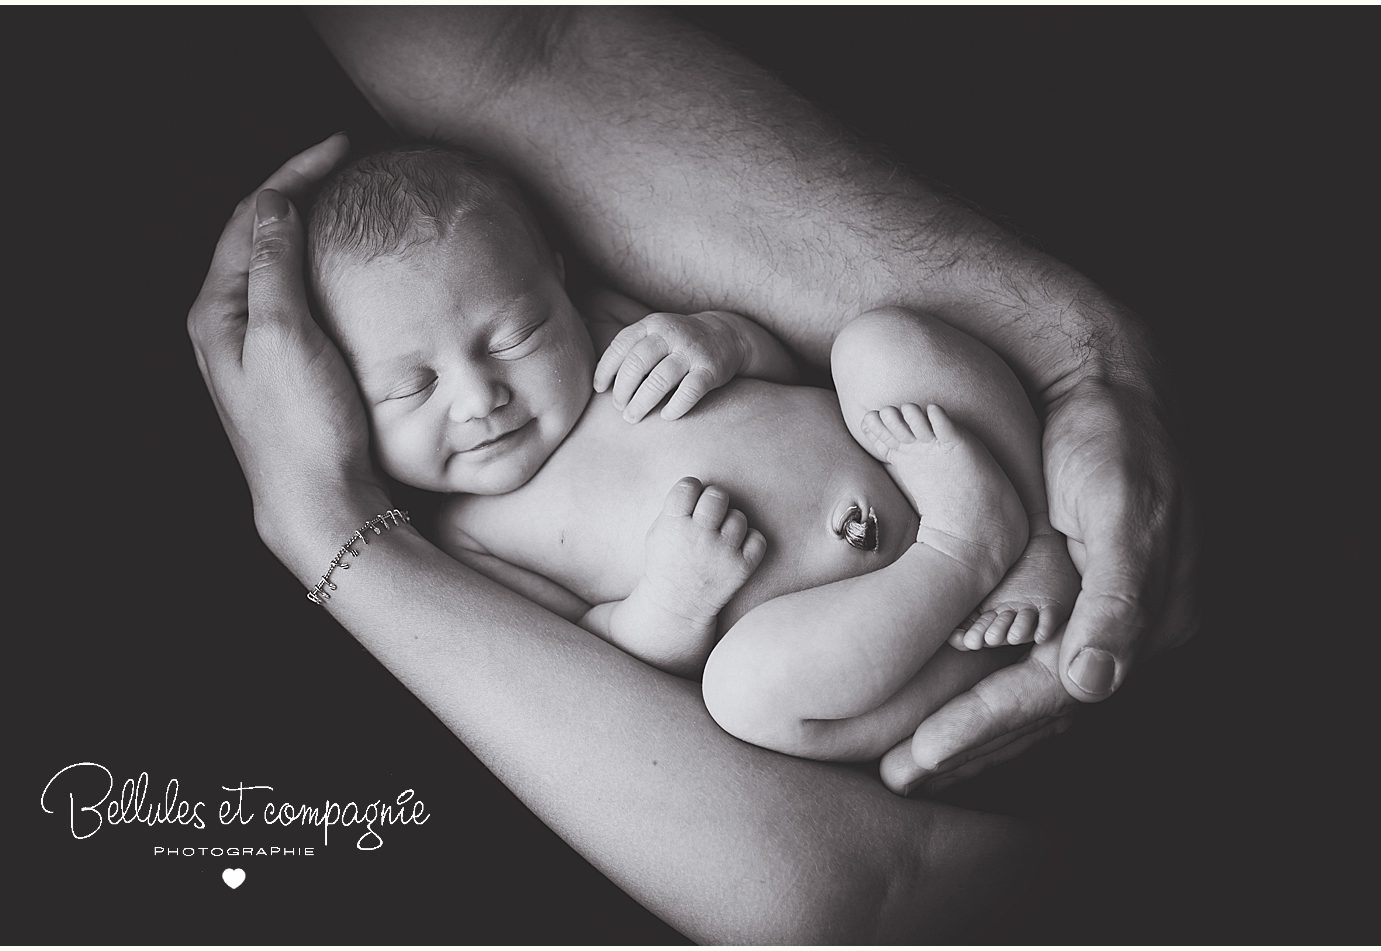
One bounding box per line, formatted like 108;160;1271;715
641;477;767;629
594;311;747;422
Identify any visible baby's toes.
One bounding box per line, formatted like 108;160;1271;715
924;404;960;443
1006;607;1039;645
984;610;1016;647
964;611;995;650
899;403;935;441
720;509;749;547
1034;607;1064;645
877;405;917;443
861;411;901;458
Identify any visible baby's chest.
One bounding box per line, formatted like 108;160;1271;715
458;387;915;611
459;443;664;604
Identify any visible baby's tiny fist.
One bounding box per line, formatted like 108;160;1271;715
643;478;766;623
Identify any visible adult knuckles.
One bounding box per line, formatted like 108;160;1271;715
248;229;296;272
1084;463;1179;548
232;193;257;222
186;305;208;345
243;319;307;366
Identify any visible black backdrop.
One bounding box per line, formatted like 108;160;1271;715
10;8;1370;944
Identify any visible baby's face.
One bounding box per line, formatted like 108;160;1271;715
320;212;594;495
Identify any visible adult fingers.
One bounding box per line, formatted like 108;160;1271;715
923;715;1074;792
198;133;350;311
1057;488;1175;702
880;712;1068;795
593;322;647;392
189;134;350;372
246;190;312;337
255;130;351;199
907;641;1072;785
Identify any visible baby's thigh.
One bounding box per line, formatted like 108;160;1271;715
830;306;1040;472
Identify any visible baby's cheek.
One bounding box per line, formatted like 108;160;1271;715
371;412;433;486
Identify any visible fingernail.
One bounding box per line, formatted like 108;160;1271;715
1070;648;1116;695
256;189;289;225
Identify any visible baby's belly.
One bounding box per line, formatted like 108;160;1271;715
461;381;918;628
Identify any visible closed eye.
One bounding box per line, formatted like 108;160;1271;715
489;320;546;356
381;376;437;402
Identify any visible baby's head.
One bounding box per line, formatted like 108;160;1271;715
308;145;594;495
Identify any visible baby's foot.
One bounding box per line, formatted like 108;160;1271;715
950;527;1080;650
861;403;1027;588
638;476;768;638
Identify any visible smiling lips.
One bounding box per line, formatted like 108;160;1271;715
459;419;530;454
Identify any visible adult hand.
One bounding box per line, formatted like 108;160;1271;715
883;372;1199;793
187;134;389;570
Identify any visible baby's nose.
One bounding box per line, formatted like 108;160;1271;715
450;377;511;421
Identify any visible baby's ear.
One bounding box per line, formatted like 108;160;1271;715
553;251;566;286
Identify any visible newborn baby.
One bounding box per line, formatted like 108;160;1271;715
307;146;1079;766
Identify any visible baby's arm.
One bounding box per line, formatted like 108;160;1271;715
584;477;766;678
435;484;765;679
579;286;798;422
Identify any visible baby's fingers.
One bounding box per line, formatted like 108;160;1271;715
610;335;671;412
741;529;768;570
661;367;716;420
594;322;648;393
623;354;689;422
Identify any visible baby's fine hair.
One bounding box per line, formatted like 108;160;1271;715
307;143;547;270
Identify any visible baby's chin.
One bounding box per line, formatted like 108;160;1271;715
446;463;540;496
435;445;550;496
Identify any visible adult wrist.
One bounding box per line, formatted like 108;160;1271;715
252;475;396;585
1012;271;1162;414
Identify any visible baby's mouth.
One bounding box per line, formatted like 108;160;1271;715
458;419;532;454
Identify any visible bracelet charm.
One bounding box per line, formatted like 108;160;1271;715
306;509;410;605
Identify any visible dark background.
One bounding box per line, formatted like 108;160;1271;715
10;8;1370;944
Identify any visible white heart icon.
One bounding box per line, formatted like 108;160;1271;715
222;868;246;889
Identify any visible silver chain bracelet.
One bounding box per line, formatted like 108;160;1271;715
306;509;411;605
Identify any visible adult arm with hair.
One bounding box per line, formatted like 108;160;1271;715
309;8;1199;786
187;137;1038;942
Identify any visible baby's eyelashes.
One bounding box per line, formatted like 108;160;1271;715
380;376;437;402
489;320;546;356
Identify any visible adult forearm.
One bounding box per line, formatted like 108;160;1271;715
269;495;1032;942
312;8;1151;400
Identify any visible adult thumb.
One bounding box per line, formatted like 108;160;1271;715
1058;517;1166;702
247;189;310;333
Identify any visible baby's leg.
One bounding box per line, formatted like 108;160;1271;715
834;308;1079;650
702;307;1072;761
703;400;1025;758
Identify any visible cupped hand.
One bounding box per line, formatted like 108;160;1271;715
883;374;1199;794
593;311;747;422
187;134;389;566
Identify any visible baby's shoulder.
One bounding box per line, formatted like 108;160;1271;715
433;494;489;556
